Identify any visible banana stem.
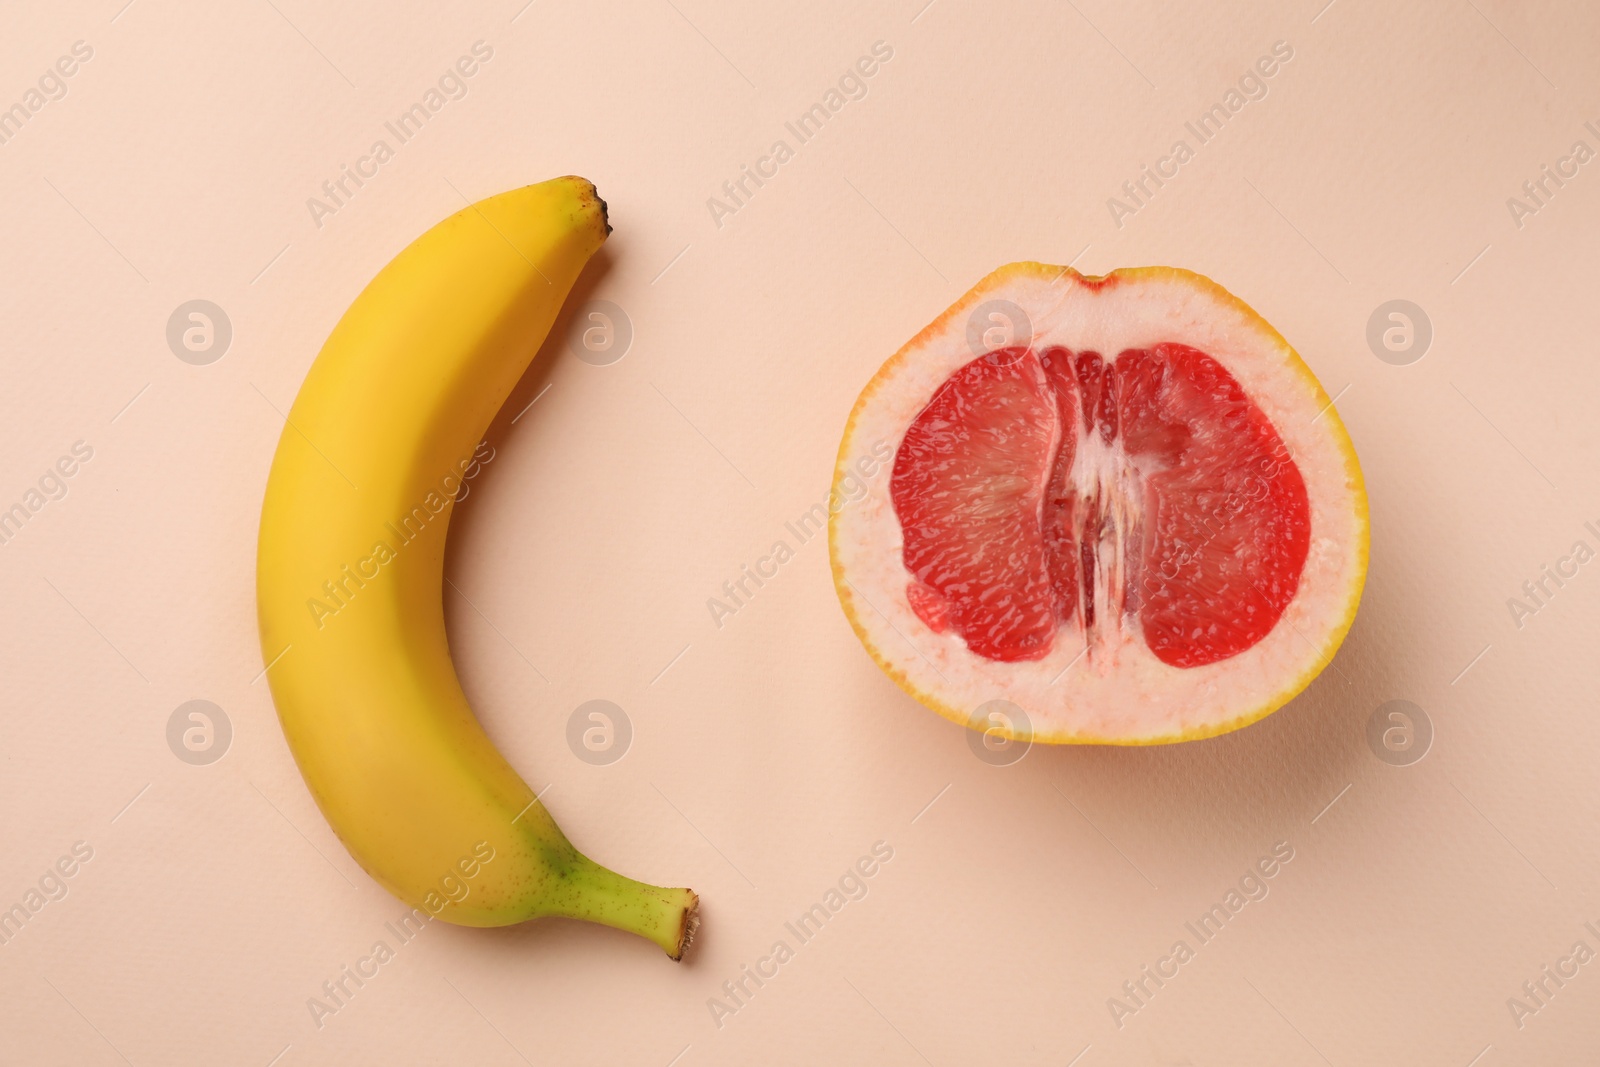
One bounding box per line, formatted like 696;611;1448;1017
542;856;699;960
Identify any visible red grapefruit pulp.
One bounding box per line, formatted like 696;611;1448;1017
831;265;1366;744
892;342;1311;668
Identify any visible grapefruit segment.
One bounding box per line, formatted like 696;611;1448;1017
1120;342;1312;669
890;348;1059;662
832;264;1367;744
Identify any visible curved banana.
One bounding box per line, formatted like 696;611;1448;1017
256;177;697;958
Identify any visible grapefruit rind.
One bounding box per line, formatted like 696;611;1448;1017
829;263;1368;745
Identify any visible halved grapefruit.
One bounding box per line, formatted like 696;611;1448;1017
830;264;1367;745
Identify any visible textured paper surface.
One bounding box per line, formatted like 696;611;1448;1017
2;1;1598;1064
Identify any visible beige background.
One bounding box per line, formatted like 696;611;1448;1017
2;0;1598;1064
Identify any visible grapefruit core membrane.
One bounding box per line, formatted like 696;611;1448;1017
830;265;1367;745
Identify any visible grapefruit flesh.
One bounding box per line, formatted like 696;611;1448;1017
892;343;1311;668
831;265;1367;744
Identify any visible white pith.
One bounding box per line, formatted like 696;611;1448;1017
832;268;1366;743
1061;418;1151;652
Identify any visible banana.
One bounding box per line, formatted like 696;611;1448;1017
256;177;697;959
